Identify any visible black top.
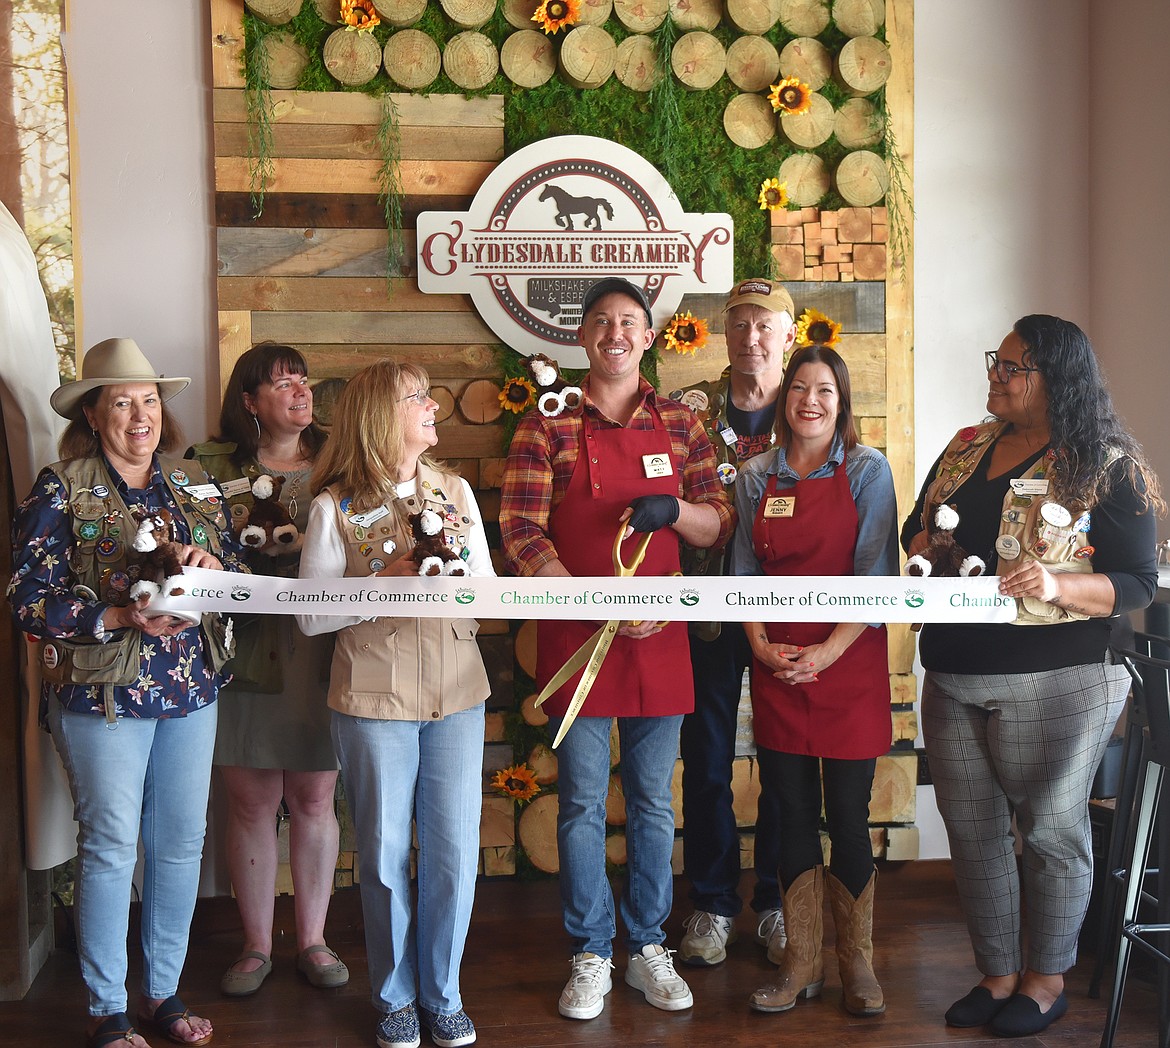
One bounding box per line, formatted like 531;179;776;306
726;399;775;462
901;443;1159;674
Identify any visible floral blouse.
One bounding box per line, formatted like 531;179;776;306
8;456;249;721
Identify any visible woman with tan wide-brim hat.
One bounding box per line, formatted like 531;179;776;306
9;337;249;1048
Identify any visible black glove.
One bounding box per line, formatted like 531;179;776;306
626;495;680;533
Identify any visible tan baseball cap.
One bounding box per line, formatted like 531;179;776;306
723;277;794;318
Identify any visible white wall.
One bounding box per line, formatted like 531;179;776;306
63;1;1163;863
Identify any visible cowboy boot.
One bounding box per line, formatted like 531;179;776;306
827;868;885;1016
749;866;824;1013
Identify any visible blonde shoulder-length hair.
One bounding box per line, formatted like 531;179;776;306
311;359;445;512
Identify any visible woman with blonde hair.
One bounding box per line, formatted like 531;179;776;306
297;360;493;1048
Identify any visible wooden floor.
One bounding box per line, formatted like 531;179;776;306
1;861;1158;1047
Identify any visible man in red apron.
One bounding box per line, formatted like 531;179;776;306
501;278;734;1023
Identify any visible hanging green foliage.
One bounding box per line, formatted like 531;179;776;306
243;14;275;218
375;93;405;292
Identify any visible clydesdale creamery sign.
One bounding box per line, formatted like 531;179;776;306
416;135;735;368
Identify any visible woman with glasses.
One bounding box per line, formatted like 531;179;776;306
732;345;899;1020
296;360;492;1048
902;315;1162;1038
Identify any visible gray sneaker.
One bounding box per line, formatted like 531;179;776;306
558;952;614;1020
625;944;694;1011
678;910;737;966
755;907;787;963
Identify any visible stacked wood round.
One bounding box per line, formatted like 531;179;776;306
430;386;456;425
258;31;310;89
374;0;428;26
384;29;442;89
668;0;721;30
779;36;831;91
614;0;667;32
671;31;725;90
440;0;496;28
323;28;383;86
726;35;780;92
518;793;559;873
780;91;833;148
458;378;505;423
726;0;780;34
835;36;892;96
501;29;557;88
444;31;499;90
614;34;662;92
778;151;829;206
245;0;301;25
723;93;775;149
834;149;888;205
502;0;540;29
834;97;883;148
313;0;343;24
577;0;615;26
832;0;884;37
778;0;829;35
559;25;616;89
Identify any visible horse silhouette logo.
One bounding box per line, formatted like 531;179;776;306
539;183;614;231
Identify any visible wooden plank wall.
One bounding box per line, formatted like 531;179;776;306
208;0;916;879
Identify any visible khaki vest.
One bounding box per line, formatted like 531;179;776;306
324;464;490;720
39;456;236;715
922;422;1097;626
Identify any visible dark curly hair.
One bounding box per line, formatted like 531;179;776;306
1014;314;1163;513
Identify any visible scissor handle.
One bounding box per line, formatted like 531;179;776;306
612;524;653;577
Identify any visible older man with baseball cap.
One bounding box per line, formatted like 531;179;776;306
671;277;797;968
501;276;735;1022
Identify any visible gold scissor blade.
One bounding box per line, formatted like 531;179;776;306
550;620;620;748
532;622;609;709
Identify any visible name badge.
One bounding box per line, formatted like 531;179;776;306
185;483;222;501
1010;478;1049;496
220;477;252;498
719;425;737;447
642;453;673;479
351;505;390;528
764;496;795;518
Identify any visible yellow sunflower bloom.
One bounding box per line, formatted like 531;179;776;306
663;311;710;356
758;177;789;211
768;77;812;116
341;0;380;30
532;0;581;34
795;308;842;348
490;764;541;801
498;377;537;414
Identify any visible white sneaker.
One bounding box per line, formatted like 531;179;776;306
755;907;787;964
558;952;614;1020
625;944;694;1011
678;910;737;966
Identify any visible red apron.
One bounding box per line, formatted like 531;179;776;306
751;464;890;759
536;405;694;717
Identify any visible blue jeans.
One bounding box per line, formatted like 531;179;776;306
332;704;485;1016
680;628;781;916
48;699;217;1017
549;713;682;958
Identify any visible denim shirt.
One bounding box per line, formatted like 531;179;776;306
731;438;900;581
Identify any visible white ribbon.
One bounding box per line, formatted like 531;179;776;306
151;567;1015;624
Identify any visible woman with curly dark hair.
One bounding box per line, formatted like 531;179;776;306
902;315;1162;1038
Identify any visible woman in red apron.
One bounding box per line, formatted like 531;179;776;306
731;345;899;1019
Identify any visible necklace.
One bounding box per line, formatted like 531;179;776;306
259;460;310;522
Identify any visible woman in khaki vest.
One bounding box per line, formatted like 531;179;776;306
296;360;493;1048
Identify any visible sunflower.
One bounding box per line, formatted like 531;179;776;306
663;311;710;356
490;764;541;801
532;0;580;34
498;376;537;414
758;177;789;211
795;308;842;348
768;77;812;116
340;0;380;30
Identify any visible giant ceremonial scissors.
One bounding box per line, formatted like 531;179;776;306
534;522;669;748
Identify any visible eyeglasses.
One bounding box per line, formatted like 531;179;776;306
399;387;431;405
985;351;1039;383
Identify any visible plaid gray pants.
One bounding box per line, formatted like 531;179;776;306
922;660;1129;975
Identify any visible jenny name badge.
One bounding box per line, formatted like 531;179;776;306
1010;478;1049;496
642;453;673;479
764;496;796;518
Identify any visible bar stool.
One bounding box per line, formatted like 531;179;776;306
1100;637;1170;1048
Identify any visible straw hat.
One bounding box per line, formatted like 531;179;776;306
50;338;191;420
